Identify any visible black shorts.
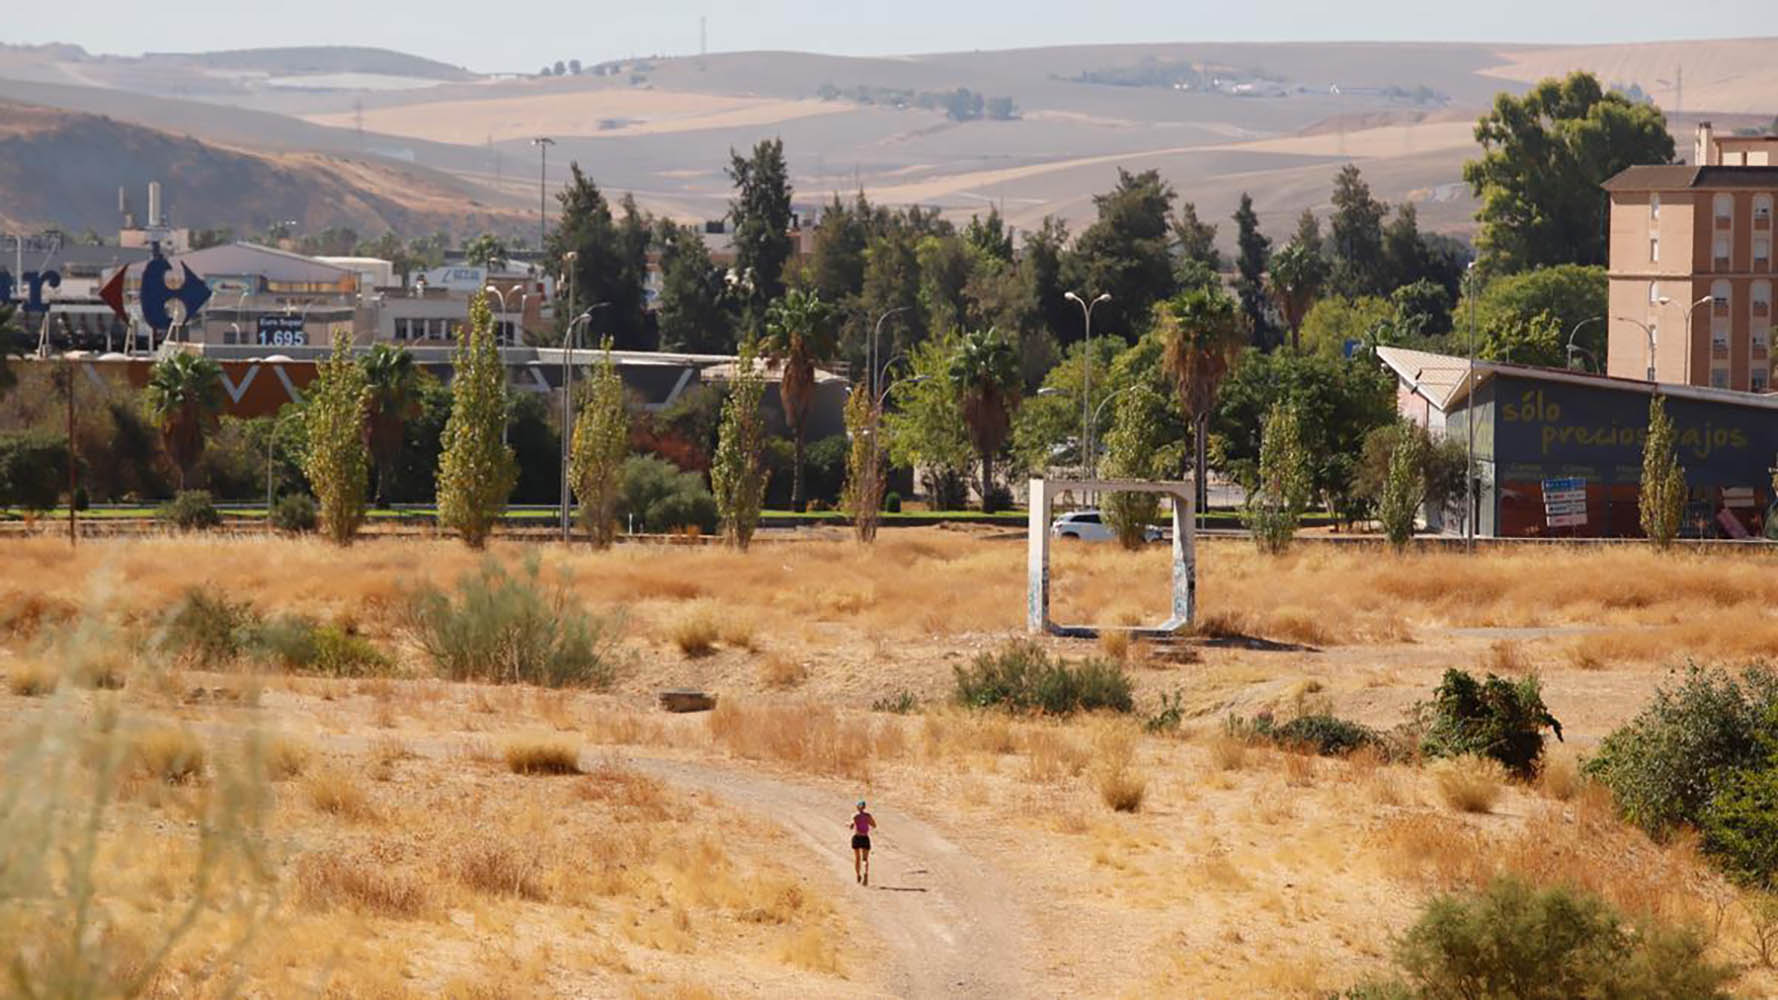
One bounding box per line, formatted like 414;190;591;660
851;835;871;851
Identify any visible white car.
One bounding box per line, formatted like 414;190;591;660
1049;509;1163;543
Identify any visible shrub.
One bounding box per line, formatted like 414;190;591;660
619;455;719;534
304;769;375;821
871;690;919;714
1272;714;1381;757
402;554;621;688
1586;664;1778;839
504;739;583;775
252;615;393;677
295;852;427;918
159;586;258;667
953;641;1133;715
883;491;902;513
1701;756;1778;888
131;726;207;785
1388;877;1735;1000
157;490;220;531
1434;755;1505;814
1419;669;1560;780
1143;691;1187;734
671;608;720;658
6;659;58;697
270;493;318;533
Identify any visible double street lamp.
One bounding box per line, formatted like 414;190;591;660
1062;290;1111;479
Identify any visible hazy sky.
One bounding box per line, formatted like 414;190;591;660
9;0;1773;73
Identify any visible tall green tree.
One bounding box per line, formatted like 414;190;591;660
569;339;630;548
547;164;649;348
1329;164;1389;298
885;329;975;509
360;343;420;507
727;138;795;324
144;353;225;490
948;328;1022;512
1268;240;1328;352
1466;72;1675;273
1173;201;1222;272
761;289;835;511
654;220;736;354
303;332;370;545
711;336;769;549
1640;395;1685;549
1067;168;1179;342
1291;209;1323;258
1378;420;1425;551
1459;264;1609;364
1100;385;1183;549
436;294;517;548
1232;193;1275;348
1243;402;1311;555
963;207;1014;263
1158;288;1248;523
841;387;885;542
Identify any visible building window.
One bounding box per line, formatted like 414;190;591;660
1715;235;1732;269
1716;193;1735;227
1650;236;1660;262
1649;281;1661;304
1650;193;1661;220
1757;195;1773;227
1755;368;1770;392
1758;237;1771;266
1711;368;1730;389
1714;279;1734;314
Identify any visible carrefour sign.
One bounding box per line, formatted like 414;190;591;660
0;248;212;333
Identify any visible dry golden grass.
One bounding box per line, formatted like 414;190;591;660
5;658;56;697
1093;724;1147;813
451;838;545;900
265;735;312;781
1206;732;1250;772
295;851;430;918
504;738;583;775
305;768;376;821
129;725;206;785
670;608;720;659
1538;753;1582;802
1434;755;1506;814
757;653;807;690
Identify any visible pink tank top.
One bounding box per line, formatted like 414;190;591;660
853;812;872;834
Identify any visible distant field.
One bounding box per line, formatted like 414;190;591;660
1479;38;1778;115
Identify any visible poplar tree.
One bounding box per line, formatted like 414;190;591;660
842;386;886;543
1639;395;1685;549
1244;401;1311;555
712;335;768;550
1379;422;1425;552
302;331;371;545
436;294;517;548
568;339;630;548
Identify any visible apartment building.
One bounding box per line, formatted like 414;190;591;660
1603;122;1778;392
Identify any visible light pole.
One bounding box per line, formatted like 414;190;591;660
869;306;912;401
561;301;609;541
1565;316;1604;372
484;284;513;344
1465;262;1477;553
531;137;555;260
1616;316;1658;382
1063;291;1111;480
1661;294;1714;385
1086;384;1151;479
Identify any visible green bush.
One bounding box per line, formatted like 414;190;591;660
252;615;393;677
0;431;69;511
159;587;257;667
1586;664;1778;839
1419;669;1560;780
883;491;902;513
401;554;621;688
157;490;221;531
1701;749;1778;888
617;455;719;533
270;493;318;534
1274;714;1382;757
954;640;1133;715
1385;876;1733;1000
1143;691;1187;734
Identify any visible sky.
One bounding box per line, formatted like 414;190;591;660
7;0;1774;73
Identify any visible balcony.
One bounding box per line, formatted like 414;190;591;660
1756;301;1772;319
1718;214;1734;230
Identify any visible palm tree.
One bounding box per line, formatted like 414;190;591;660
1158;288;1248;523
144;352;226;489
360;344;421;507
1266;240;1327;352
761;289;835;511
948;327;1021;513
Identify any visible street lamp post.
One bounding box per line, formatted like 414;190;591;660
869;306;912;402
1616;316;1659;382
1086;384;1150;479
1465;262;1477;553
1565;316;1604;372
1062;291;1111;483
531;137;555;261
1662;294;1715;385
561;300;609;541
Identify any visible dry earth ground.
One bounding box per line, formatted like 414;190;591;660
5;531;1778;998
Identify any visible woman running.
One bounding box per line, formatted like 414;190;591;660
849;800;877;886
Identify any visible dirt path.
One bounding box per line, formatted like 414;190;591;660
623;754;1032;1000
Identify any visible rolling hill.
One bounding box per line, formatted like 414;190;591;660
0;38;1771;247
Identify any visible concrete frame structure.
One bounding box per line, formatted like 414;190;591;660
1027;478;1195;639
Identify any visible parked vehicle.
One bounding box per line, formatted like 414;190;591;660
1049;509;1162;543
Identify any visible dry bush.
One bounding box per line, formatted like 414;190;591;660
1563;640;1607;671
5;659;57;697
670;607;720;659
757;654;807;690
1538;753;1582;802
1486;640;1530;675
304;768;376;821
295;851;429;918
719;616;759;652
1206;732;1249;772
576;761;678;821
265;735;312;781
1281;751;1316;788
1435;755;1506;814
1021;728;1089;783
1098;629;1132;661
504;738;583;775
1093;724;1146;812
708;700;887;780
773;925;842;974
451;838;545;900
130;726;206;785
